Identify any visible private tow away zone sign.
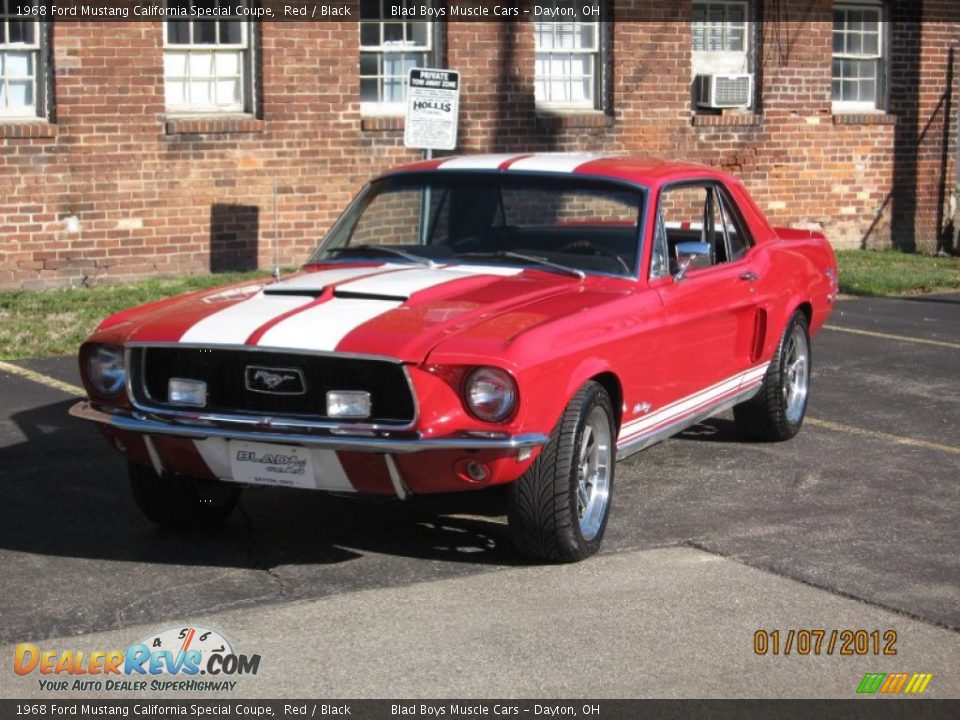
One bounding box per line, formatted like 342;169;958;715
404;68;460;151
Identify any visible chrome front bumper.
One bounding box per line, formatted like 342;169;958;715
70;401;549;454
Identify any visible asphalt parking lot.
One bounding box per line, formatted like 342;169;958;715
0;293;958;698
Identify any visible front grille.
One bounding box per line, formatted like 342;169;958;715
130;346;415;425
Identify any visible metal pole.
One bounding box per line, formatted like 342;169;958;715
419;148;433;246
272;179;280;281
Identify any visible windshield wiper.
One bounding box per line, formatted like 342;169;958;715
455;251;585;280
327;244;436;267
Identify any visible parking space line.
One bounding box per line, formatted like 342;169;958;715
0;360;85;397
823;325;960;350
806;417;960;456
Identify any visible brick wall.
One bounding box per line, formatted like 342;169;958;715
0;6;957;289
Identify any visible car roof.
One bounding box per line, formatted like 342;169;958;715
385;153;731;187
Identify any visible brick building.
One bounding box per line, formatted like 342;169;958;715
0;1;957;289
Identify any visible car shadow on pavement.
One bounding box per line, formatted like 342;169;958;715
675;418;742;443
0;399;523;573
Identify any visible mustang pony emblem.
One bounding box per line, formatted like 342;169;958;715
244;366;307;395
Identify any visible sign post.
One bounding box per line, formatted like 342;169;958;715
405;68;460;244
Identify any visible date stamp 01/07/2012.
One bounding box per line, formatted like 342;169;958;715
753;629;898;657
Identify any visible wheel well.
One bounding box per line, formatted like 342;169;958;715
590;372;623;431
795;301;813;326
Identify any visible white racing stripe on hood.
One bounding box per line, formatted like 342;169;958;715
337;264;522;297
507;153;617;173
255;297;403;352
180;292;313;345
178;266;396;345
255;265;523;352
267;263;408;293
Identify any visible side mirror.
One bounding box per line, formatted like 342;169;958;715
673;241;711;282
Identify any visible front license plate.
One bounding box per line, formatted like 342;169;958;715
228;441;316;490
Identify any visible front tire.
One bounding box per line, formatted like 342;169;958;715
129;461;241;528
508;381;615;563
734;310;811;441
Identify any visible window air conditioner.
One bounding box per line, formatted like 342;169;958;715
694;74;754;109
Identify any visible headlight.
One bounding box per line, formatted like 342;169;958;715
464;367;518;422
86;345;126;397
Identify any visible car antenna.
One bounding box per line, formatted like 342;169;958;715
272;179;281;282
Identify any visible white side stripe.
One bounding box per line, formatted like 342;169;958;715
619;363;770;442
256;297;403;352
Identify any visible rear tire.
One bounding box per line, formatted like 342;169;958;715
734;311;811;441
129;461;240;528
508;381;615;563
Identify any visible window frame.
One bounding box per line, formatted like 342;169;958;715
162;12;255;115
831;1;887;113
692;0;750;54
359;1;435;115
534;15;605;111
690;0;757;112
0;4;44;120
649;180;755;279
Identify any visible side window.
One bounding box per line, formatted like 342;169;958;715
649;207;669;279
717;186;753;261
655;182;750;277
657;184;714;274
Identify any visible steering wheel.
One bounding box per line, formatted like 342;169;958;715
558;240;631;274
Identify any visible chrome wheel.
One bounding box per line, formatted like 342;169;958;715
783;323;810;424
576;405;612;541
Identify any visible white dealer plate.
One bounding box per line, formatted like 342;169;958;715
227;441;316;490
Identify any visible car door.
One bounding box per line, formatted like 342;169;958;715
648;181;761;415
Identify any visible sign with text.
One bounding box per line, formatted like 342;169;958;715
404;68;460;151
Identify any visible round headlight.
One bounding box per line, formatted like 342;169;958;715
86;344;126;397
464;367;518;422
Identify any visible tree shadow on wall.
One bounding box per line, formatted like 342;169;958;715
210;204;260;272
882;10;957;255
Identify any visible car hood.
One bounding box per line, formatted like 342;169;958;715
106;263;629;363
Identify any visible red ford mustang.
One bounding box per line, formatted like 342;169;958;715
72;153;838;562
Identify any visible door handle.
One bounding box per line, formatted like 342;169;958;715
739;271;759;282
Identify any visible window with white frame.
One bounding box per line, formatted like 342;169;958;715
534;16;601;109
164;3;252;114
691;1;750;76
360;0;433;113
832;3;884;110
692;1;748;52
0;1;41;118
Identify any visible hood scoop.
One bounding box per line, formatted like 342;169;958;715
333;289;407;302
262;287;324;298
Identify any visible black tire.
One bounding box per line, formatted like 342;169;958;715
508;381;616;563
734;310;811;442
129;461;241;528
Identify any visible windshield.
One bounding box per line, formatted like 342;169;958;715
307;173;646;277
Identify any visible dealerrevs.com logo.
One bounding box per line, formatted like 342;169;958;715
13;626;260;693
